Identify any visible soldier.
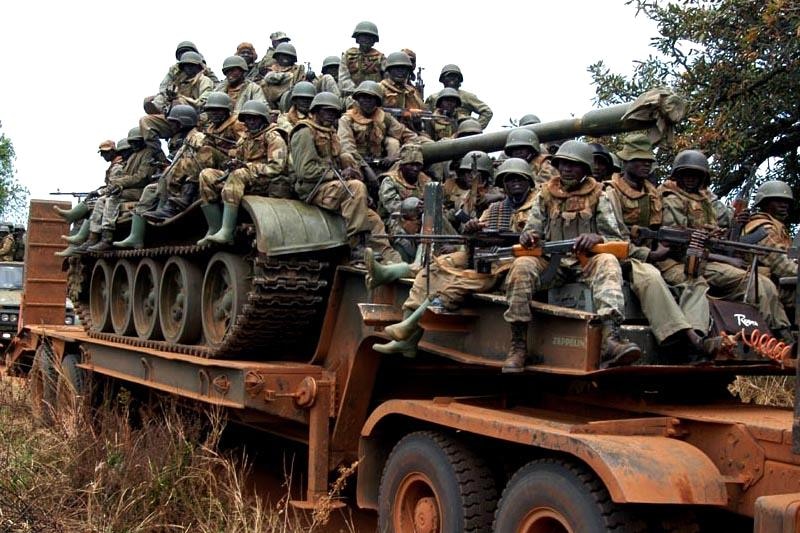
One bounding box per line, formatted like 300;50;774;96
425;64;493;129
444;151;499;232
659;150;792;340
338;81;419;174
455;118;483;138
388;197;423;263
313;56;341;96
380;52;426;111
503;140;641;372
259;43;306;109
144;92;245;221
377;144;431;222
236;42;259;78
503;129;558;187
249;31;291;81
197;101;289;245
371;158;538;357
0;226;15;262
591;143;615;181
289;92;398;264
339;21;386;96
519;114;541;126
214;56;267;113
605;135;709;355
140;51;213;143
426;88;461;142
276;81;316;133
82;127;166;252
742;181;797;310
144;41;218;114
11;225;25;262
54;139;121;223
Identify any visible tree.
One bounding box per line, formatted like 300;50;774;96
588;0;800;211
0;122;29;224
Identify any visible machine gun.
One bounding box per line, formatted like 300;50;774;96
50;190;98;202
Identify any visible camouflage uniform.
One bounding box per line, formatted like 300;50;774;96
213;79;267;113
313;74;340;97
380;79;426;110
377;167;431;221
659;180;790;329
276;107;310;135
338;107;418;163
742;212;797;308
339;47;386;94
249;49;277;82
259;63;306;109
141;71;213;141
425;89;493;129
531;154;559;187
159;62;219;98
289;119;398;262
504;177;627;323
0;234;14;261
605;175;709;340
199;124;290;204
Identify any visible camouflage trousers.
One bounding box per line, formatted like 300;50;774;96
132;181;163;215
404;250;498;312
199;168;293;206
311;179;400;263
504;253;625;323
139;113;174;143
659;258;789;330
89;190;141;232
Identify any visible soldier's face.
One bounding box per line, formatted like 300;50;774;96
294;97;313;114
207;109;229;126
275;54;295;67
504;174;530;198
764;198;791;221
557;161;588;190
314;107;340;128
322;66;339;81
507;147;535;162
355;94;379;115
674;169;704;193
593;156;611;179
180;63;203;77
238;50;255;66
355;34;376;50
241;115;267;132
100;150;116;162
225;67;245;85
387;66;410;84
437;98;458;114
400;162;423;183
624;159;653;181
272;38;289;49
441;73;461;89
401;216;421;235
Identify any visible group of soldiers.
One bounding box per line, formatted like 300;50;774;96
0;224;25;262
52;23;797;372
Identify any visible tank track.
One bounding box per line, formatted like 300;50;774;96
69;239;334;360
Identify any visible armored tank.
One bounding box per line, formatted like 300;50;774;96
69;96;675;360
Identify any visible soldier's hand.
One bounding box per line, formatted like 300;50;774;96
186;131;206;149
734;208;751;227
105;184;122;196
573;233;603;253
380;156;398;170
520;230;540;249
647;242;671;263
462;219;486;234
165;88;178;100
341;167;360;180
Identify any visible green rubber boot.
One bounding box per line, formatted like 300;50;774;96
365;247;412;290
62;219;90;244
55;243;81;257
373;327;424;358
196;203;223;246
204;202;238;245
53;202;89;222
113;215;146;248
384;298;431;341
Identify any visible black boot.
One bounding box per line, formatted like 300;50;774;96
75;232;100;254
143;182;198;222
502;322;529;373
599;319;641;369
87;230;114;252
349;232;370;265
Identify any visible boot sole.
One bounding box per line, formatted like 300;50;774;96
599;347;641;369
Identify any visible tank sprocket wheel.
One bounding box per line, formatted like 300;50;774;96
159;257;202;345
133;258;163;340
201;252;253;350
110;260;136;335
89;259;113;332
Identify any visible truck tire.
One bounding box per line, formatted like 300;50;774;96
378;430;497;533
30;341;57;424
493;458;646;533
55;353;86;427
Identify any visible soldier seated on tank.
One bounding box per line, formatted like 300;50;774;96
377;144;431;224
289;91;400;265
384;197;424;264
379;52;426;131
590;143;615;182
196;100;290;246
214;56;267;113
312;56;341;96
276;82;317;134
741;181;797;313
248;31;291;83
258;43;306;110
370;158;536;358
501;129;558;188
444;151;503;233
0;225;15;262
424;64;493;129
339;21;386;96
235;42;259;79
144;41;218;116
503;141;642;372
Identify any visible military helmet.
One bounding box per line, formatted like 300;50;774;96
291;81;317;100
670;150;709;178
352;21;379;41
353;80;384;105
167;104;198;127
519;114;541;126
386;51;413;70
495;157;534;188
456;119;482;138
504;129;541;155
551;140;594;172
239;100;270;120
127;127;143;142
116;138;131;151
754;180;794;206
438;64;463;83
273;42;298;61
458;151;493;173
321;55;340;71
435;88;462;107
179;51;203;66
222;55;248;73
175;41;198;58
310;92;342;112
400;197;422;219
204;92;233;111
589;142;613;167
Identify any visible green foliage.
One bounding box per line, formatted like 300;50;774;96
0;123;29;224
588;0;800;212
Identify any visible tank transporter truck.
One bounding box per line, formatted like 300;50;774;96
5;99;800;532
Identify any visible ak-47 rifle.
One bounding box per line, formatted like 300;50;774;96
359;157;382;206
50;190;96;201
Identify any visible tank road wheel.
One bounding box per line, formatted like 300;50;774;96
159;257;202;345
89;259;113;332
55;353;87;431
110;260;136;335
133;258;163;340
30;340;57;424
493;459;645;533
378;431;497;533
201;252;252;350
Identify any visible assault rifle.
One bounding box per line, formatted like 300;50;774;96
383;107;447;123
415;66;425;99
50;190;95;200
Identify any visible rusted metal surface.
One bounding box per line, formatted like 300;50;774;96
754;493;800;532
361;398;729;506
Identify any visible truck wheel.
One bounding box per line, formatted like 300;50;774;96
159;257;202;344
378;431;497;533
89;259;113;332
110;260;136;335
493;459;645;533
30;341;57;424
55;353;86;428
133;258;163;340
201;252;252;349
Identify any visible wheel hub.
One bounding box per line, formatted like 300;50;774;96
414;496;439;533
518;507;573;533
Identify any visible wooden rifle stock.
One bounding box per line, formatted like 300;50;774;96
510;241;629;265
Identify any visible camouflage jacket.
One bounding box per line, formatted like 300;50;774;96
192;114;247;170
659;180;721;229
213;79;267;113
742;212;797;278
259;63;306;108
380;79;426;110
478;190;537;275
0;234;14;261
160;62;219;94
425;88;493;129
531;155;559;187
604;174;662;261
248;49;277;82
289;119;357;200
338;107;418;160
276;106;310;134
427;112;458;141
159;71;214;110
234;125;288;182
377;167;432;220
104;155;126;185
110;145;166;192
313;74;340;96
338;47;386;94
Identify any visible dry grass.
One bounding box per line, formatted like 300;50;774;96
729;375;796;407
0;372;356;533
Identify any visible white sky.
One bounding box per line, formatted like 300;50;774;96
0;0;658;210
